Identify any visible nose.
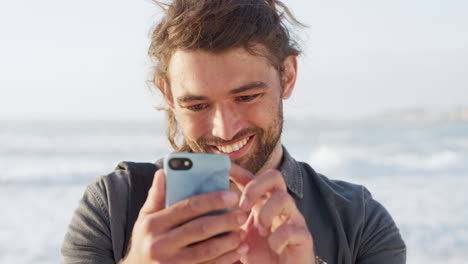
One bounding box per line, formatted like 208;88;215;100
211;104;242;140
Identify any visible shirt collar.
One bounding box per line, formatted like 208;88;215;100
278;146;304;199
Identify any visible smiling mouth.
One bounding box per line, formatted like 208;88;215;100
215;136;252;154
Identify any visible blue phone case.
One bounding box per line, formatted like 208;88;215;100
164;153;231;209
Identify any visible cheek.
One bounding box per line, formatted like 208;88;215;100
241;107;263;126
176;112;209;139
242;98;279;127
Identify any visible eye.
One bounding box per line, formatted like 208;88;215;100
236;94;261;103
187;103;209;112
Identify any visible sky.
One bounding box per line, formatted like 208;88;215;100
1;0;467;121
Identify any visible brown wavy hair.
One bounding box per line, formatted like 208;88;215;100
148;0;303;151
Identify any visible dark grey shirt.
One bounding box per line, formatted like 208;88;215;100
61;148;406;263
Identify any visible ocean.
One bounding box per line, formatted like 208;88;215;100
1;118;467;263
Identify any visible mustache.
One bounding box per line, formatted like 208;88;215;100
196;127;263;146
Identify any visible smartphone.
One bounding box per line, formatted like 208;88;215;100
164;153;231;215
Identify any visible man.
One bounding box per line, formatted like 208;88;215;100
62;0;406;263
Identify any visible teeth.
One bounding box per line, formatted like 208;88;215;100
217;138;249;153
233;142;241;151
226;145;233;153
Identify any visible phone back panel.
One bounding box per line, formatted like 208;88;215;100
164;153;230;208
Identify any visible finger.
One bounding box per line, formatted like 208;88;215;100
177;231;248;264
142;190;240;234
153;190;240;231
258;189;301;236
239;169;287;211
205;244;248;264
229;163;254;191
163;210;248;248
139;169;166;215
139;214;246;261
268;225;313;255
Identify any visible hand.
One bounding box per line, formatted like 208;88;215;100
230;165;315;264
122;169;249;264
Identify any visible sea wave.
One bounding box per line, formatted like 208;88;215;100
0;158;113;185
308;145;466;176
0;133;167;154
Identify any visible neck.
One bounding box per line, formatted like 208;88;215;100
255;142;283;176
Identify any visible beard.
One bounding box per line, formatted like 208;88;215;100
185;102;284;174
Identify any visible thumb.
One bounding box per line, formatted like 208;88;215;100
139;169;166;215
229;163;254;191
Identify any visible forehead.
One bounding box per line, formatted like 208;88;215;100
166;46;277;96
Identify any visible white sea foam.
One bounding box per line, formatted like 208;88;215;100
384;150;462;170
308;145;368;170
0;133;167;154
0;158;109;184
308;145;465;174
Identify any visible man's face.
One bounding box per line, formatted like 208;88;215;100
165;45;295;174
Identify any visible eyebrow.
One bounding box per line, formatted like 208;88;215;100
176;81;267;104
176;95;207;103
229;81;267;95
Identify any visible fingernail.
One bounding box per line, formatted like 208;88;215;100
237;243;249;255
222;191;238;206
237;213;247;225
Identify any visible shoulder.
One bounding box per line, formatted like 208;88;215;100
86;161;162;217
88;162;132;198
297;162;406;262
76;162;141;230
61;161;162;263
88;161;161;199
297;161;396;236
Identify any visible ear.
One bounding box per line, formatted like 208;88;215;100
281;55;297;100
160;79;175;110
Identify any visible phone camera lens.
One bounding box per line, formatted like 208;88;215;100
169;159;181;169
169;158;192;170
